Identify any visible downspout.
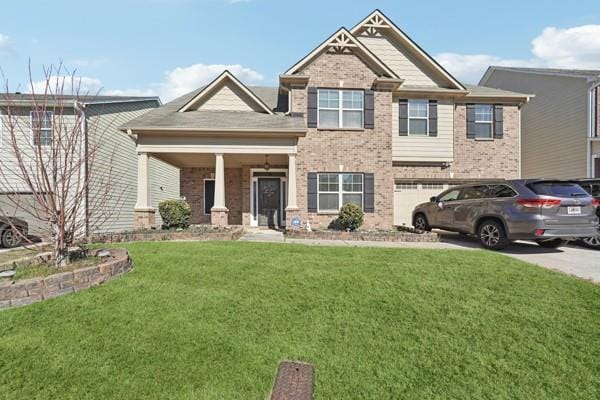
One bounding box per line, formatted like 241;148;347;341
75;101;89;237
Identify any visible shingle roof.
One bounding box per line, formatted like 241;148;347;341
0;93;160;106
120;86;304;132
464;84;532;98
486;66;600;80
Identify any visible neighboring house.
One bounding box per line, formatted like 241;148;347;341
0;94;180;236
480;67;600;179
122;9;530;229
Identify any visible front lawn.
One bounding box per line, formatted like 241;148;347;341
0;242;598;399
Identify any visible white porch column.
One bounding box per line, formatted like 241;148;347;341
286;153;298;209
134;152;155;229
135;152;151;210
213;153;226;209
211;153;228;227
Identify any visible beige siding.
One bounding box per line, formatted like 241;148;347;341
391;97;454;162
358;35;445;87
484;70;588;178
196;82;262;112
86;101;180;233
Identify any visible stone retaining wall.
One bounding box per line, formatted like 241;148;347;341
285;229;439;242
89;226;245;244
0;249;132;310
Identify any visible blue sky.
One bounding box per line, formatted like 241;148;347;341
1;0;599;101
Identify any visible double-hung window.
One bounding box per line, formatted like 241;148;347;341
31;111;53;146
408;99;428;135
317;173;363;211
474;104;493;139
318;89;363;129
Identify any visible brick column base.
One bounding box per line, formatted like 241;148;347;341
135;209;156;229
210;208;229;227
285;207;302;230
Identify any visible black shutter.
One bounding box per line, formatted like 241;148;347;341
307;173;318;212
494;104;504;139
363;173;375;213
399;99;408;136
204;180;215;214
364;90;375;129
428;100;438;136
307;87;318;128
466;104;476;139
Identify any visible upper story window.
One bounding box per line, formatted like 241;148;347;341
318;89;363;129
408;99;428;135
474;104;493;139
31;111;53;146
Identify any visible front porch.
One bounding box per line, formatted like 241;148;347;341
134;150;300;229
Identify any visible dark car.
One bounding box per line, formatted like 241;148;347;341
575;179;600;249
0;216;29;248
412;179;600;250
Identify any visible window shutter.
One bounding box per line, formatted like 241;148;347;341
307;87;318;128
363;173;375;213
307;173;318;212
428;100;438;137
399;99;408;136
494;104;504;139
364;90;375;129
466;104;476;139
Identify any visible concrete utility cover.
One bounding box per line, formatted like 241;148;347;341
270;361;314;400
0;270;16;278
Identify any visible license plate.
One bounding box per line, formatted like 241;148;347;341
567;206;581;215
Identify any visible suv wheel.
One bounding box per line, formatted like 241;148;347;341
536;238;566;249
413;213;431;231
477;220;509;250
1;227;22;248
580;235;600;250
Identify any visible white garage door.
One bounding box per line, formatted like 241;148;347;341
393;182;449;227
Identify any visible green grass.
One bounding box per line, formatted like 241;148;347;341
0;242;599;399
0;247;44;264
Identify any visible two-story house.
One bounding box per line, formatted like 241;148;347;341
0;94;180;236
122;9;530;230
480;66;600;179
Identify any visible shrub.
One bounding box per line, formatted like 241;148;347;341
158;199;192;229
337;203;364;231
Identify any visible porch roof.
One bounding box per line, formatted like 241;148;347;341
120;85;306;133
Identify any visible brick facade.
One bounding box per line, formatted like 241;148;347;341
393;104;521;180
290;51;395;230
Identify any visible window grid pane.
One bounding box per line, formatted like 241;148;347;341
475;105;493;122
317;173;364;212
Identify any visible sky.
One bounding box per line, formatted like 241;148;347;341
0;0;599;102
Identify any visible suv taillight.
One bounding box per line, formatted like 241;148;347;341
517;198;561;208
592;198;600;208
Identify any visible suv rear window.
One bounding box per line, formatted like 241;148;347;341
579;183;600;197
527;181;589;197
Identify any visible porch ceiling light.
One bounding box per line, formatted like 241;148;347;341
264;155;271;171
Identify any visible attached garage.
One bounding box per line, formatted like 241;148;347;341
393;181;450;227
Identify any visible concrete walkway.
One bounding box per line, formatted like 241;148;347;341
240;229;285;243
263;230;600;284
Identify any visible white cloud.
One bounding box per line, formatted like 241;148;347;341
0;34;15;55
29;75;104;96
435;24;600;84
225;0;250;3
106;63;264;102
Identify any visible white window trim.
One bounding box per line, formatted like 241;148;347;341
203;178;215;215
474;104;494;139
407;99;429;136
317;173;364;212
317;89;364;129
30;110;53;146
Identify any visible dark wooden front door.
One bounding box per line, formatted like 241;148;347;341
258;178;281;227
595;158;600;178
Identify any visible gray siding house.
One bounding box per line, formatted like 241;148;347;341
0;95;180;235
480;67;600;179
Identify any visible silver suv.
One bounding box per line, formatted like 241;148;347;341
412;180;600;250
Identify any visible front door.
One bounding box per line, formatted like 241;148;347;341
258;178;281;227
595;158;600;178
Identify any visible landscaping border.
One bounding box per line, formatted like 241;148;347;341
285;229;439;242
0;248;132;310
88;226;245;244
